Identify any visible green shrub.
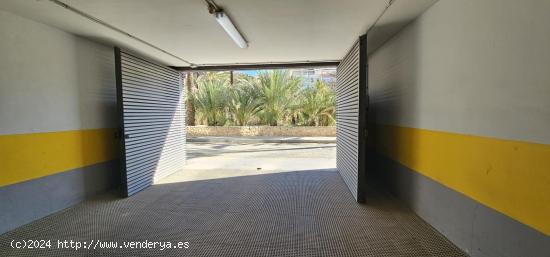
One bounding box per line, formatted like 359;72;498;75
193;78;229;126
256;70;301;126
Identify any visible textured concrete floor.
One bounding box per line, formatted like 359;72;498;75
0;143;467;256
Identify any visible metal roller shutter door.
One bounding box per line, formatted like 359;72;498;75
336;35;368;202
115;48;186;197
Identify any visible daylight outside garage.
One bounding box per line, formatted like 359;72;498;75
178;67;338;185
1;0;550;257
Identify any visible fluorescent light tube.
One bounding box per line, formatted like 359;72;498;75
214;12;248;48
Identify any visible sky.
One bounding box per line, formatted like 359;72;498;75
235;70;259;76
232;68;337;87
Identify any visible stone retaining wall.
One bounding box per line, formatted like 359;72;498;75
187;126;336;137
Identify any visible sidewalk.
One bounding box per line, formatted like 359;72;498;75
187;136;336;144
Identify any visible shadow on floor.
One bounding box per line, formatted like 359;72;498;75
0;169;467;257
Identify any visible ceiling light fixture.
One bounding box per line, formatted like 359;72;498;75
206;0;248;49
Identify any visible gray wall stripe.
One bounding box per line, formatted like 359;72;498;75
373;153;550;257
0;161;118;235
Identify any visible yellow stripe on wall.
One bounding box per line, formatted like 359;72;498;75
0;128;118;187
373;124;550;236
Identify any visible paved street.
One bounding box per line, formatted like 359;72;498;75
158;142;336;184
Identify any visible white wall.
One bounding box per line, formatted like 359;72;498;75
0;9;118;234
369;0;550;145
0;9;116;135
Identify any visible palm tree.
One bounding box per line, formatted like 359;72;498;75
193;78;229;126
257;70;301;126
185;72;197;126
227;76;261;126
188;70;336;127
298;80;336;126
196;71;230;85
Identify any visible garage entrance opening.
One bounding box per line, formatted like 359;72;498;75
161;67;338;187
114;37;367;202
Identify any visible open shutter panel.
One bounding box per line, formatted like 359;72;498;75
336;35;368;202
115;48;186;197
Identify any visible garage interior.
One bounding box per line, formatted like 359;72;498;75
1;0;549;257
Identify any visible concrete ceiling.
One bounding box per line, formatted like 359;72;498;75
0;0;437;67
